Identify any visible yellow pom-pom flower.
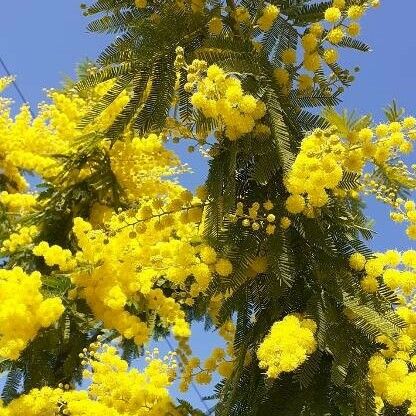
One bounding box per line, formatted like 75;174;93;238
257;315;317;378
347;5;364;20
215;258;233;277
324;7;342;24
0;268;64;360
285;194;306;214
135;0;147;8
208;17;223;35
349;252;366;271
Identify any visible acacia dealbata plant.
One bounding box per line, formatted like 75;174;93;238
1;0;416;415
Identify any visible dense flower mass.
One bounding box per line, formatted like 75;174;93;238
31;200;231;346
2;1;416;414
0;78;131;191
1;225;38;254
189;62;266;140
368;305;416;413
349;250;416;295
0;268;64;360
284;117;416;219
0;191;37;212
257;315;317;378
0;75;232;361
0;344;178;416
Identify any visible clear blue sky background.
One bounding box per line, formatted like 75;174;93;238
0;0;415;410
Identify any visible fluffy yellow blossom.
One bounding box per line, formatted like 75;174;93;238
257;315;317;378
208;17;223;35
285;116;416;214
33;241;76;271
0;78;130;193
200;245;217;264
347;5;365;20
233;6;250;23
1;225;38;254
327;27;344;44
281;48;297;65
298;74;314;91
0;76;14;93
347;22;361;37
0;345;177;415
404;117;416;129
323;48;338;64
402;250;416;268
301;33;318;52
108;133;182;201
215;258;233;277
303;52;321;72
407;224;416;239
274;68;290;85
333;0;346;9
45;185;215;345
349;252;366;271
257;4;280;31
369;351;416;410
309;22;324;37
285;194;306;214
0;268;64;360
0;191;37;212
361;275;378;293
280;216;291;229
190;64;265;140
324;7;342;24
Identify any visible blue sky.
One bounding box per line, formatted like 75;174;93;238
1;1;414;114
0;0;415;410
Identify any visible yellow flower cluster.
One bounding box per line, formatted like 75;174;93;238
233;6;250;23
228;200;291;234
0;78;130;191
41;200;229;344
368;305;416;413
189;63;266;140
0;192;37;213
257;4;280;32
390;199;416;240
0;76;14;93
285;116;416;214
273;1;379;93
179;320;235;391
0;267;64;360
0;74;236;350
33;241;76;272
349;250;416;295
1;225;38;254
369;353;416;411
0;103;64;189
108;133;183;202
257;314;317;378
45;90;184;202
285;129;344;212
0;343;178;416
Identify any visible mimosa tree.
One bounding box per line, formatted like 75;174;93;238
1;1;416;415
